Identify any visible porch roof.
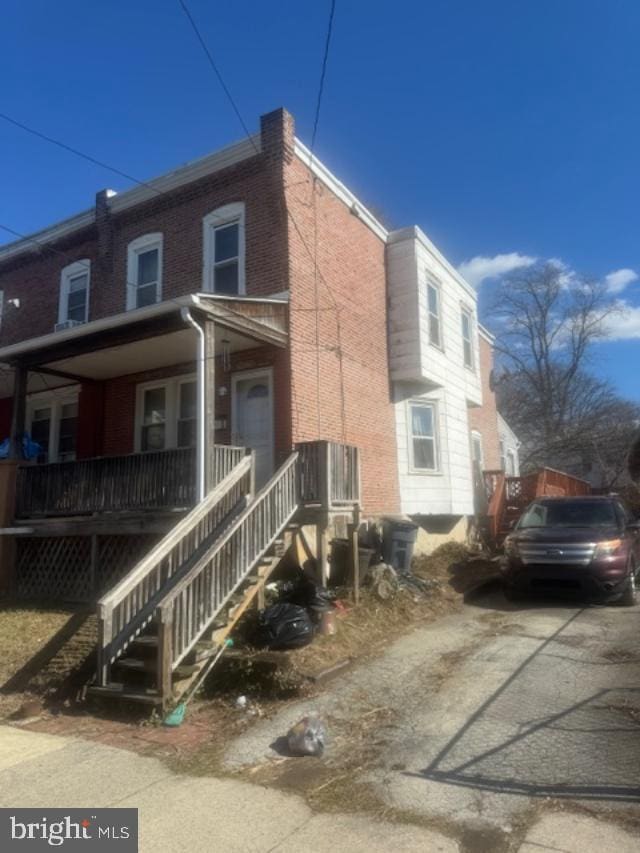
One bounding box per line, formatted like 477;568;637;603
0;293;288;394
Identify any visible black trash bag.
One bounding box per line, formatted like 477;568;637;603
286;575;333;613
255;603;314;650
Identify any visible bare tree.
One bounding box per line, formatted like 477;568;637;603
492;262;624;474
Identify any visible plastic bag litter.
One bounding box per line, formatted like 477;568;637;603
287;714;327;757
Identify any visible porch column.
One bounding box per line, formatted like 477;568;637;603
203;317;216;492
9;364;27;460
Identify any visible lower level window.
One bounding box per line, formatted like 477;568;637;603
136;377;196;451
408;401;438;472
27;395;78;463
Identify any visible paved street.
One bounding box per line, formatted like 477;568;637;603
2;587;640;851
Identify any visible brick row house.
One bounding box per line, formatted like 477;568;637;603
0;108;519;703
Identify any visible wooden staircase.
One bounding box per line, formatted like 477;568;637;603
88;452;300;709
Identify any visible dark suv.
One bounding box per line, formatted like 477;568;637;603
501;496;640;605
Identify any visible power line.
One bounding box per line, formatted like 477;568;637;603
310;0;337;155
0;112;164;197
177;0;259;154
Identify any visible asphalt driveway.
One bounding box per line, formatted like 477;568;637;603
223;585;640;849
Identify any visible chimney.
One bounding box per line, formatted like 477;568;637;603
260;108;295;167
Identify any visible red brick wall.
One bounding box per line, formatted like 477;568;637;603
0;108;398;513
468;335;501;470
0;130;288;347
283;132;400;513
100;345;288;458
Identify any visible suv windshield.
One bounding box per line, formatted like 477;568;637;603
518;500;618;529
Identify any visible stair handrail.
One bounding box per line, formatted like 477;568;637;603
156;452;299;692
97;454;253;686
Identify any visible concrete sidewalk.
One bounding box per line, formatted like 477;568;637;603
1;725;637;852
0;725;456;852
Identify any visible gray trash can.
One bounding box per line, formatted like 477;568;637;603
382;519;418;573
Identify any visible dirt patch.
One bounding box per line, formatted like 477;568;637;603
16;546;490;765
0;602;94;719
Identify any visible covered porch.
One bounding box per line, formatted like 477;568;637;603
0;293;288;524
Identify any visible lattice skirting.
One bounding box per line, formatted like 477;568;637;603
16;535;161;603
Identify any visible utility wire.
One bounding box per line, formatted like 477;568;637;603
310;0;337;155
0;112;165;197
177;0;259;154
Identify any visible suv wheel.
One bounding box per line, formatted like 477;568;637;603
620;563;638;607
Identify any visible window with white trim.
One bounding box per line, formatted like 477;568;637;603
127;233;163;310
135;376;197;452
461;306;474;369
408;400;439;472
27;390;79;464
203;203;245;295
426;277;442;348
506;449;517;476
499;437;506;471
471;431;483;468
59;260;90;325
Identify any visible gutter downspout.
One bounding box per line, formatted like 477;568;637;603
181;307;206;502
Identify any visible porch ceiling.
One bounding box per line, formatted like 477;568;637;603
0;294;288;395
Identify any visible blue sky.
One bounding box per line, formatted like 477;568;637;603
1;1;639;399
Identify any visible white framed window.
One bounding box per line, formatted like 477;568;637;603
471;430;484;468
461;306;475;369
203;203;245;295
127;233;163;310
426;276;442;349
59;260;90;325
26;388;80;464
135;375;197;452
499;437;506;471
407;400;439;473
506;449;517;476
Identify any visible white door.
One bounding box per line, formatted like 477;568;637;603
232;370;274;487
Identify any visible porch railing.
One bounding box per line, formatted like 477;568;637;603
15;445;246;518
296;440;360;508
156;452;299;690
96;454;253;686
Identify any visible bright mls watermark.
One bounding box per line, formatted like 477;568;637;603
0;809;138;851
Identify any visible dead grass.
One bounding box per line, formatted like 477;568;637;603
0;601;95;719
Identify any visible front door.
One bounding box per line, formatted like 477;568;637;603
232;369;274;487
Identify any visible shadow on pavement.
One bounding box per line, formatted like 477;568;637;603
406;605;640;802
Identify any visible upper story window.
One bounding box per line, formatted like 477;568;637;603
203;203;245;295
127;233;163;310
59;260;90;326
426;276;442;348
408;400;439;472
461;306;474;369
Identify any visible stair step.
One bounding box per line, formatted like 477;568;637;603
129;635;159;654
87;683;161;705
114;657;199;680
